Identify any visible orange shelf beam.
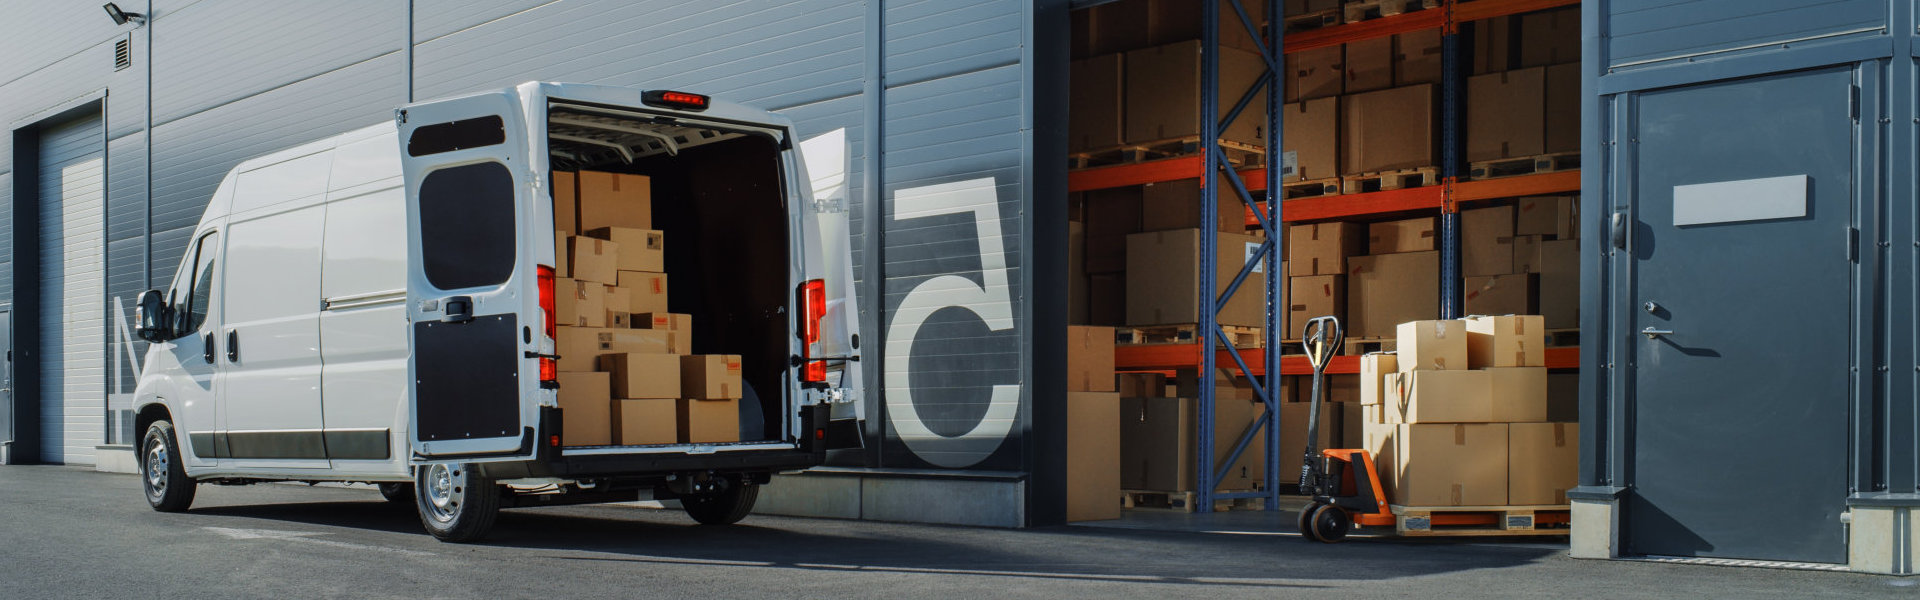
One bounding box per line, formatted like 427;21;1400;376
1116;345;1581;375
1455;170;1581;202
1453;0;1581;23
1242;170;1579;227
1285;0;1580;55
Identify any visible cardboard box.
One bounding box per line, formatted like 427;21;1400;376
1086;186;1142;273
1471;16;1513;75
1397;320;1467;372
1509;422;1578;505
556;327;606;372
1464;274;1538;317
1068;326;1117;392
1288;222;1366;276
1069;53;1125;152
1119;395;1266;492
617;271;669;315
679;398;740;444
613;398;678;445
554;230;569;277
567;236;620;285
681;354;743;400
1368;217;1437;254
1359;352;1399;407
1487;367;1549;423
558;278;608;328
1389;369;1493;423
605;287;631;328
1070;221;1089;324
1283;98;1340;181
1147;0;1266;52
1547;373;1579;423
1090;272;1126;326
1513;234;1546;274
1394;30;1443;86
1125;229;1267;326
1538;240;1580;329
553;171;578;235
1342;84;1437;175
1346;36;1394;94
1464;315;1546;369
634;312;692;336
1286;45;1344;103
1140;176;1247;233
556;372;613;446
598;327;688;356
1517;196;1577;239
1117;372;1166;398
1544;62;1580;155
1346;251;1438;338
1084;0;1148;56
578;171;651;231
1467;67;1546;162
1289;274;1346;331
599;353;681;399
1519;7;1580;68
1125;41;1266;146
1067;392;1122;521
1280;400;1339;480
1392;423;1508;506
1462;205;1515;277
585;227;663;273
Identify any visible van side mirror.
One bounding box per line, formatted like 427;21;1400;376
135;290;169;342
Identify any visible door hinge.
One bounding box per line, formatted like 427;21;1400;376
394;109;407;124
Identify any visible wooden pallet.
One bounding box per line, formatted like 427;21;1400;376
1341;166;1440;194
1546;329;1579;348
1123;489;1266;513
1469;152;1581;180
1344;337;1396;356
1342;0;1440;24
1382;504;1572;537
1282;8;1343;33
1070;137;1265;170
1117;324;1264;348
1281;177;1342;200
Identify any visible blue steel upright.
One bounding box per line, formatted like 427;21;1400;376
1438;12;1466;318
1197;0;1220;512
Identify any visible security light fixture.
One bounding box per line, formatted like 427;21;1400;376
103;3;145;26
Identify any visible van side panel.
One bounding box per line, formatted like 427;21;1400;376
218;198;328;466
318;182;409;469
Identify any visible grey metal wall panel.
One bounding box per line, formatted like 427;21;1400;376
1607;0;1883;68
149;0;402;123
884;0;1023;86
0;40;119;173
0;1;128;88
105;135;146;244
412;0;551;42
0;171;10;306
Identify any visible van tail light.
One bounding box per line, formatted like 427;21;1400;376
643;90;710;111
798;279;827;383
537;265;558;384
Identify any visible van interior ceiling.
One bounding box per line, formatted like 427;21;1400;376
547;102;791;443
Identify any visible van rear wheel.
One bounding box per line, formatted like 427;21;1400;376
414;463;500;542
140;420;197;512
682;483;758;526
377;482;415;504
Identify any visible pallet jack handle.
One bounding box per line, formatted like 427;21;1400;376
1297;316;1343;492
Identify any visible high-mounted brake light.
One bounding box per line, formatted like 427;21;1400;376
798;279;827;383
643;90;710;111
537;264;558;383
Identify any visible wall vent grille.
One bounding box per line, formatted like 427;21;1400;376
114;35;132;71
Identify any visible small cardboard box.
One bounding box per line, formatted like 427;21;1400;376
1538;240;1580;329
556;372;612;446
1389;369;1493;424
1283;98;1340;181
555;326;609;373
1125;229;1267;326
586;227;664;273
1069;54;1125;152
1392;423;1509;506
1286;45;1344;102
1345;36;1394;94
1117;372;1166;398
1342;84;1437;175
1467;67;1546;162
613;398;678;445
1368;217;1437;254
1517;196;1577;239
1464;274;1538;318
1140;176;1248;234
598;327;688;356
553;171;579;235
1487;367;1549;423
599;353;681;399
1347;251;1438;339
679;398;740;444
1394;30;1443;86
1397;319;1468;372
578;171;651;231
1289;274;1346;331
567;236;620;285
1068;326;1116;392
558;278;607;328
1360;352;1399;407
1462;205;1516;277
554;230;569;277
681;354;743;400
1067;391;1122;522
1125;40;1266;146
1509;422;1578;505
1464;315;1546;369
1288;222;1366;277
617;271;669;316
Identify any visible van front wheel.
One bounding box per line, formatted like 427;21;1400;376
140;420;197;512
682;483;758;526
414;463;500;542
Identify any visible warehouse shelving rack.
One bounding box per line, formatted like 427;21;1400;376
1071;0;1582;513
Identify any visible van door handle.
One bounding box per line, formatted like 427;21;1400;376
203;333;215;364
442;295;474;323
226;330;240;363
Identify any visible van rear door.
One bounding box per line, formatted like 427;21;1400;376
396;91;541;462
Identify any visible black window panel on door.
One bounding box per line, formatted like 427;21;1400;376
407;115;505;157
419;162;516;290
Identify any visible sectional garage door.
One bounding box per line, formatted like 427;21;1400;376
36;112;105;465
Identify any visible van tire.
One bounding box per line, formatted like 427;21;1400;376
377;482;415;504
414;463;501;542
682;483;758;526
141;420;197;512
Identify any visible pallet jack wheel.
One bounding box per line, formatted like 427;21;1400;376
1297;501;1323;541
1308;503;1351;543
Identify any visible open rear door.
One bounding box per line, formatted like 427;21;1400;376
397;90;541;462
798;129;865;448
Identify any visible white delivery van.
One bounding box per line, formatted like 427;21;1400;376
128;82;864;541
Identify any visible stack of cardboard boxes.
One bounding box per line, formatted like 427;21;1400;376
1358;316;1578;507
1067;326;1121;522
551;170;745;447
1459;198;1579;323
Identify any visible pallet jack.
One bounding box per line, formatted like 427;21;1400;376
1294;316;1392;543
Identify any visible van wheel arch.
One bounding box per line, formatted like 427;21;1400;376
135;403;173;445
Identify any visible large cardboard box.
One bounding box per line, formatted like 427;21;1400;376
1464;274;1538;317
556;372;613;446
1471;16;1513;75
598;327;688;356
1544;62;1580;155
1538;240;1580;329
1518;7;1580;68
1283;98;1340;181
1125;41;1266;146
1394;30;1443;86
1516;196;1576;239
1068;326;1117;392
1392;423;1508;506
681;354;743;400
1397;319;1468;372
1467;67;1546;162
1125;229;1267;326
1346;251;1438;339
1280;400;1340;480
1389;369;1493;423
1464;315;1546;369
1360;353;1399;407
1289;274;1346;331
1547;373;1579;422
1069;53;1125;152
585;227;663;273
617;271;670;315
1342;84;1438;175
578;171;651;231
1067;392;1122;522
613;398;677;445
1117;373;1166;398
1487;367;1549;423
1119;396;1266;492
1086;186;1142;273
553;171;578;236
558;278;608;328
1090;272;1126;326
1140;176;1248;233
567;236;620;285
1286;45;1344;102
599;353;681;399
1368;217;1437;254
1509;422;1578;505
1462;205;1516;276
1288;222;1366;276
1070;221;1089;324
679;398;740;444
1345;36;1394;94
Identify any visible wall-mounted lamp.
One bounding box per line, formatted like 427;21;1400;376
103;3;146;26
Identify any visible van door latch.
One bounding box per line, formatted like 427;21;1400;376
442;296;474;323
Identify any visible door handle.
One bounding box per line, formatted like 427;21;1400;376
226;330;240;363
1641;327;1673;340
203;333;215;364
442;295;474;323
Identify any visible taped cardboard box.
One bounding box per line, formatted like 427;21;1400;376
1462;205;1516;277
1509;422;1578;505
599;353;681;399
1140;176;1248;234
1067;392;1122;522
556;372;613;446
1286;45;1344;103
558;278;607;328
1125;40;1266;146
617;271;670;315
1516;196;1577;239
1346;36;1394;94
1487;367;1549;423
1397;319;1468;372
1464;315;1546;369
1538;239;1580;330
553;171;579;235
613;398;678;445
1395;29;1443;86
585;227;663;273
1283;98;1340;181
680;398;740;444
1069;53;1125;152
1125;229;1267;326
578;171;651;231
1467;67;1546;162
1288;222;1365;276
1387;369;1493;424
1464;274;1538;317
1392;423;1508;506
1368;217;1437;254
682;354;743;400
567;236;620;285
1067;326;1117;392
1347;251;1437;339
1289;274;1346;332
1342;84;1437;175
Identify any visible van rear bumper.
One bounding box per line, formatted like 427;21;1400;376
474;404;830;481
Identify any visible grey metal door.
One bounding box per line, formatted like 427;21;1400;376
1626;67;1854;563
37;113;106;465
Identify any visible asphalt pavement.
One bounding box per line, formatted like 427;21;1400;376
0;466;1909;599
